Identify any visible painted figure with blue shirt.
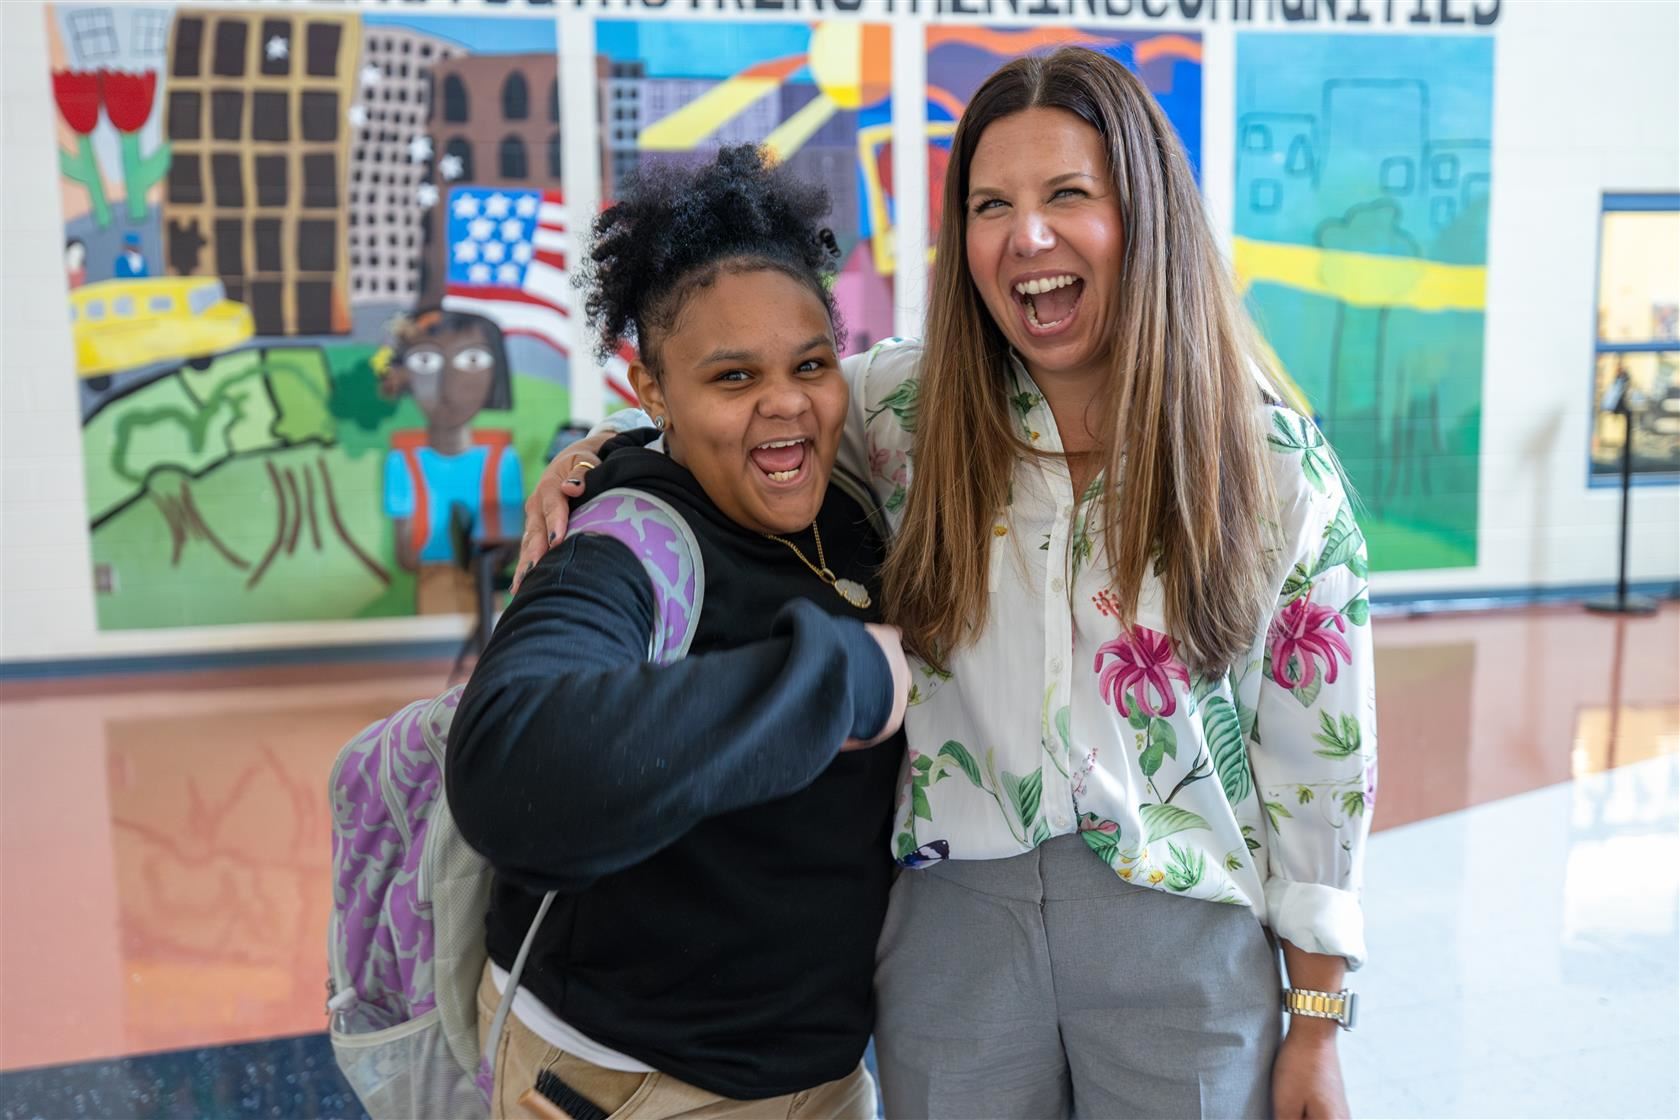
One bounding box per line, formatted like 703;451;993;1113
113;232;149;278
380;309;523;615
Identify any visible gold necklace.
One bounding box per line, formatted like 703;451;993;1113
763;522;873;610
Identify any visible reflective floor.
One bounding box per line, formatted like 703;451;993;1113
1;604;1676;1118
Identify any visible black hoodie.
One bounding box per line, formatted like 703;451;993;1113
447;440;904;1100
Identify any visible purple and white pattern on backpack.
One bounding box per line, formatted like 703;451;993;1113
331;688;464;1031
570;492;700;663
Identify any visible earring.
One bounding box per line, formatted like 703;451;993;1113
653;415;667;432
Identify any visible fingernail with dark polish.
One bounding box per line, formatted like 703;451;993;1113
548;531;558;544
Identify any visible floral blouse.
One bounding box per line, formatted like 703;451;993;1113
838;338;1377;968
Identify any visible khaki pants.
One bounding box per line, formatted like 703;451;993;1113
477;964;877;1120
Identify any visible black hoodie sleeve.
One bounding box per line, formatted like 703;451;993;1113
446;532;893;894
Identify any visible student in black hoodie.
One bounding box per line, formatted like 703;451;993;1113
447;146;910;1120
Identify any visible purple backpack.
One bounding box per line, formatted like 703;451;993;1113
327;490;703;1119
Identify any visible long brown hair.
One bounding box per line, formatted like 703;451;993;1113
883;47;1279;678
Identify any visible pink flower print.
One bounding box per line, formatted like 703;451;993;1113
868;446;908;487
1078;814;1118;836
1268;593;1353;691
1094;626;1190;718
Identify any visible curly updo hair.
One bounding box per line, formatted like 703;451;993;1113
581;144;845;375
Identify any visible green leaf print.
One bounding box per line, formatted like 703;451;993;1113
1011;391;1041;421
1137;718;1178;779
1313;502;1363;578
1225;851;1244;873
1234;691;1260;742
1344;597;1371;626
1202;696;1252;805
1348;552;1369;579
1279;562;1313;605
1054;706;1072;756
1242;824;1262;853
895;832;917;860
1312;711;1363;759
1297;785;1316;805
1138;802;1210;847
982;748;1030;847
1164;842;1207;892
911;784;933;822
1341;790;1367;818
1078;474;1107;507
885;486;907;514
1082;827;1121;865
1264;800;1293;831
1127;704;1151;732
1070;528;1095;583
938;741;983;788
1266;413;1331;494
912;753;934;772
1002;767;1044;830
1031;819;1053;846
1293;669;1324;709
866;378;919;432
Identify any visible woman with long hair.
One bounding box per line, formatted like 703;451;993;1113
522;49;1375;1120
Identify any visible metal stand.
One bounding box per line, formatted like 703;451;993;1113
1587;373;1656;616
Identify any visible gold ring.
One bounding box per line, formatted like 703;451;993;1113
575;460;596;473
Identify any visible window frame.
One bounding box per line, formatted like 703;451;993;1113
1588;192;1680;488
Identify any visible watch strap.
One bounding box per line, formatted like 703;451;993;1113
1282;987;1357;1029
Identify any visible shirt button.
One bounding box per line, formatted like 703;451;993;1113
1049;657;1064;674
1051;577;1065;593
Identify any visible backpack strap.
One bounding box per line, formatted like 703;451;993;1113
479;487;704;1091
566;487;705;664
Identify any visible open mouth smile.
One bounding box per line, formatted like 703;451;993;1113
748;437;811;486
1012;272;1086;335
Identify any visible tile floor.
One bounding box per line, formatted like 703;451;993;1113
1;605;1675;1118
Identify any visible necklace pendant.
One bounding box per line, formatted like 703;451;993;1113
833;578;873;610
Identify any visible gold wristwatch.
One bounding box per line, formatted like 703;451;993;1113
1282;987;1358;1030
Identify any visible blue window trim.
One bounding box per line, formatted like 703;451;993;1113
1602;192;1680;212
1587;192;1680;488
1593;341;1680;355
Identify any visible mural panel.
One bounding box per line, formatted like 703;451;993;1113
50;4;569;629
1234;33;1494;571
595;20;895;355
925;26;1203;243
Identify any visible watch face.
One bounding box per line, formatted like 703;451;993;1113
1341;991;1359;1030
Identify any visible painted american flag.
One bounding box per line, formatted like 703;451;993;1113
442;186;637;406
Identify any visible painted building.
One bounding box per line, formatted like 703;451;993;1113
421;51;561;305
347;25;462;305
161;9;361;336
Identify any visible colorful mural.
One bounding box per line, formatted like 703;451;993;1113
50;5;569;629
595;20;895;354
924;26;1203;243
1234;34;1494;572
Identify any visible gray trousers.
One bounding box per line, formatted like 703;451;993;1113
873;835;1281;1120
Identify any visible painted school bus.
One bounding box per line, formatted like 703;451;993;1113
71;277;255;384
